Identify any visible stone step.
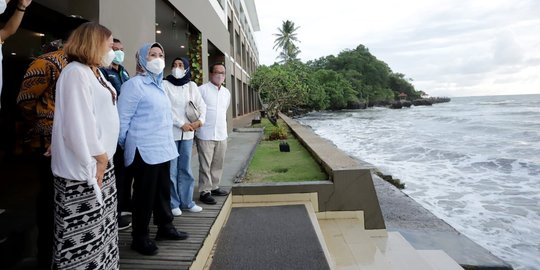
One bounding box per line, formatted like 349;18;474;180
371;232;435;270
319;218;392;270
318;213;465;270
418;250;464;270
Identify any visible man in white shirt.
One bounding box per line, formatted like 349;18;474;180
196;63;231;205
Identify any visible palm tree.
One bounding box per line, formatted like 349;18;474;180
278;43;301;64
273;20;300;62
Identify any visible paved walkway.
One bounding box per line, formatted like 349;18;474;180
191;111;262;188
191;130;262;188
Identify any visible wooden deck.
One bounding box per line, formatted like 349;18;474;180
118;194;230;270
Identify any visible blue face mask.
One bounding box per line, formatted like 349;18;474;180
113;50;125;65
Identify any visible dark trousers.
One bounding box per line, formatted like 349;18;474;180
36;152;54;269
113;144;133;214
129;149;174;240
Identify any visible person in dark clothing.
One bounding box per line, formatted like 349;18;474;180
100;38;129;94
99;38;132;231
16;41;68;270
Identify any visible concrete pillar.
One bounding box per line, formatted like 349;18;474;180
99;0;156;76
201;34;209;83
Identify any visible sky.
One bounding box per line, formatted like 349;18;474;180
253;0;540;97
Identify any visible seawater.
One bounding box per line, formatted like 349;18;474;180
298;94;540;270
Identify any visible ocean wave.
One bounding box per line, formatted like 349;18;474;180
470;159;515;174
473;100;517;106
430;115;473;124
461;124;510;134
500;110;540;116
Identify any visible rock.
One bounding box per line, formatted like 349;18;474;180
413;99;433;106
374;170;405;189
413;97;451;106
402;101;412;107
347;100;367;109
390;101;403;109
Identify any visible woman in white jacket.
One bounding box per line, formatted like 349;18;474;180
50;22;119;270
163;57;206;216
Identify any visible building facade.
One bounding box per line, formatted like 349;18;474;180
0;0;260;142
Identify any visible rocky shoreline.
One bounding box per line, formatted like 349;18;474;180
390;97;451;109
287;97;451;116
373;169;406;189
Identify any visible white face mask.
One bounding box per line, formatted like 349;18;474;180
146;58;165;74
101;49;116;67
0;0;6;15
171;67;186;79
211;73;225;86
112;50;124;65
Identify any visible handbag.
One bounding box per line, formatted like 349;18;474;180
185;83;201;123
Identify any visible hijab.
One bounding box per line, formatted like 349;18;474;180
136;42;164;86
165;57;192;87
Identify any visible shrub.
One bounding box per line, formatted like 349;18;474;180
268;124;288;140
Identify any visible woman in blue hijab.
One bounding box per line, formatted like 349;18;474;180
118;43;188;256
163;57;206;217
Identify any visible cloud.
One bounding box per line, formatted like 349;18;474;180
254;0;540;96
493;31;524;65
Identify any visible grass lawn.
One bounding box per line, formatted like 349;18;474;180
245;118;328;183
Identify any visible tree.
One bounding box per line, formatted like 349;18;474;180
273;20;301;63
312;69;357;110
308;44;413;105
277;43;301;64
251;62;309;125
253;41;423;114
388;73;420;100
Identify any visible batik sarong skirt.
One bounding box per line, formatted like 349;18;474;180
52;164;119;270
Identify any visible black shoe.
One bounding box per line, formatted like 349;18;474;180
131;238;158;256
118;215;132;231
200;192;217;205
155;227;188;241
211;188;229;196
